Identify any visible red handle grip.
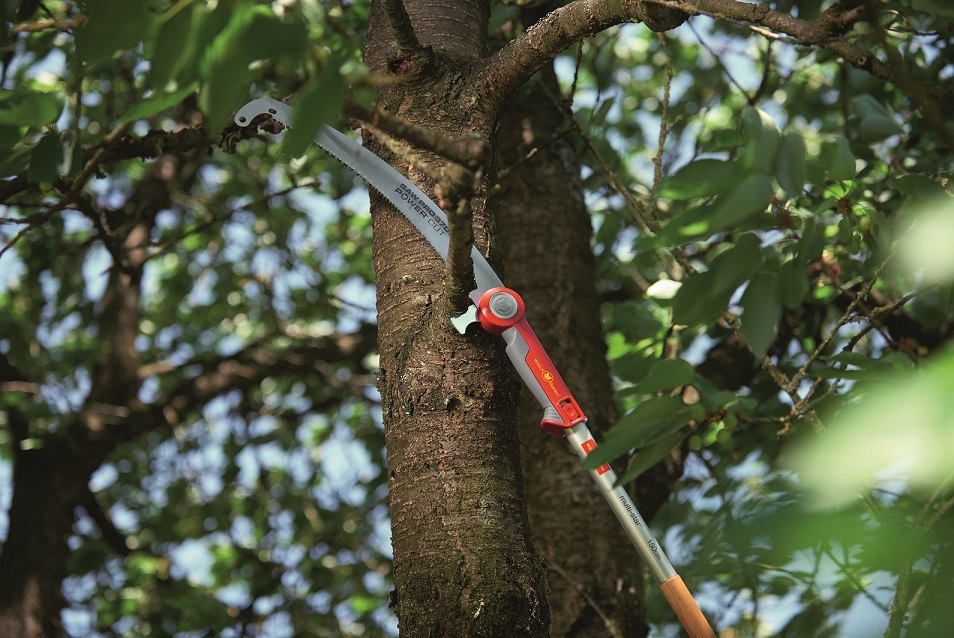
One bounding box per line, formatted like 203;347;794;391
475;287;586;436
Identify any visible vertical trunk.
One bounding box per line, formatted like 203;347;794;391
365;1;550;635
0;189;149;637
0;442;90;637
497;68;647;636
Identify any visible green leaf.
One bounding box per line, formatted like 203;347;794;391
0;144;32;178
198;5;266;129
584;396;701;467
612;351;659;388
851;94;901;124
628;358;695;395
824;135;855;181
691;376;739;412
912;0;954;16
75;0;155;66
590;96;616;127
672;233;763;327
707;128;745;152
775;131;807;199
0;89;63;126
851;95;903;143
897;196;954;284
657;159;737;199
788;348;954;507
616;429;688;485
895;174;947;200
858;114;904;143
796;217;824;265
707;173;773;231
741;106;781;170
119;82;199;125
283;69;345;157
661;173;772;243
777;259;809;310
147;2;199;90
198;5;309;128
740;271;781;359
26;132;64;184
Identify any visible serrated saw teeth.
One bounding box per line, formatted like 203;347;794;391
233;97;504;296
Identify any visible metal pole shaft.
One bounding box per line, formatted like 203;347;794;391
564;423;716;638
563;423;676;584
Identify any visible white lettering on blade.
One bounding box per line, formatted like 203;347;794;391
394;183;449;238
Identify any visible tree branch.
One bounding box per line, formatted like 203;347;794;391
353;116;480;307
0;121;131;259
101;126;214;163
122;325;378;443
438;167;479;312
381;0;423;57
680;0;952;104
473;0;952;117
9;15;86;34
345;101;488;170
474;0;640;114
80;485;132;557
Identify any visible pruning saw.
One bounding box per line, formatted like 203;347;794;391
235;97;716;638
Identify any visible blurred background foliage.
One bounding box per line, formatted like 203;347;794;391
0;0;952;636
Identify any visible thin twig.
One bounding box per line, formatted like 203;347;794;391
10;15;86;34
0;122;130;259
841;289;924;352
823;545;889;613
884;472;954;638
687;20;754;104
651;32;675;191
789;240;903;391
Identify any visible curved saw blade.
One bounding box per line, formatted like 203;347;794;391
234;97;502;295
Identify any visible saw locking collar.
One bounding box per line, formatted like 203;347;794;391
235;97;716;638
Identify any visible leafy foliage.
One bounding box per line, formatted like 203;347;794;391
569;7;954;636
0;0;952;637
2;1;387;636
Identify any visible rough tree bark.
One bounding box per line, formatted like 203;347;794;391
0;440;92;637
364;1;551;635
361;0;697;633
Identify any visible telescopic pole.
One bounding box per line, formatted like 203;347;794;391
564;424;715;638
466;287;716;638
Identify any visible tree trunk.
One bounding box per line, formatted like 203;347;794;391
497;66;647;637
0;441;90;637
365;1;550;635
0;177;151;637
